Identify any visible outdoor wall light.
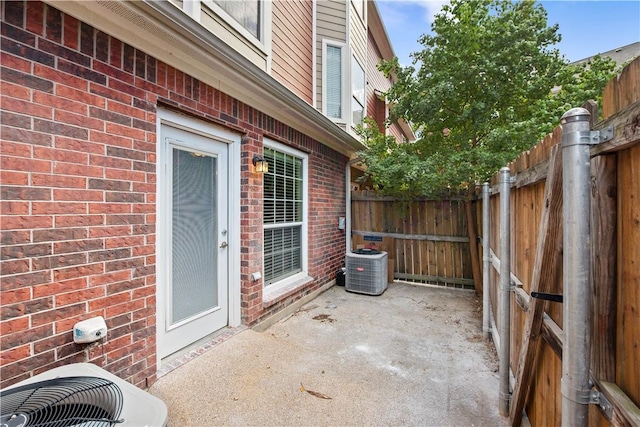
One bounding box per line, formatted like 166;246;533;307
253;155;268;173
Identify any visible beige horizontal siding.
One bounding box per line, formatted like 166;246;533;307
272;0;314;104
316;20;349;36
349;1;367;69
316;0;347;112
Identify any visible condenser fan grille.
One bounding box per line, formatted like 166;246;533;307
0;376;123;427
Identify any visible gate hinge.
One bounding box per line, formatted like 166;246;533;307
584;127;614;145
590;389;613;420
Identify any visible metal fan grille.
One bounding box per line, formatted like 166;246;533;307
345;251;388;295
0;376;123;427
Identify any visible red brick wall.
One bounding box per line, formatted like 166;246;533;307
1;1;347;389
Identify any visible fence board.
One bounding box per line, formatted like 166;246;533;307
465;201;482;290
599;381;640;426
617;143;640;407
603;58;640;118
351;230;469;243
351;57;639;425
483;57;640;426
425;200;437;280
592;101;640;156
351;196;474;288
509;145;564;426
590;155;617;384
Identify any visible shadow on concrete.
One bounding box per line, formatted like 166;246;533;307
150;282;510;426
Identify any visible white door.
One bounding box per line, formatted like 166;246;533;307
157;123;229;360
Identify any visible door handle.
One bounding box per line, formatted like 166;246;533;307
220;241;228;249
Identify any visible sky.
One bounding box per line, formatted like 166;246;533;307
376;0;640;66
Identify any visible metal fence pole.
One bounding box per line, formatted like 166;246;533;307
482;182;491;339
498;168;511;416
561;108;593;426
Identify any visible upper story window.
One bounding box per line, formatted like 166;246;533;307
326;45;343;119
213;0;260;39
179;0;270;70
323;40;347;122
351;56;365;127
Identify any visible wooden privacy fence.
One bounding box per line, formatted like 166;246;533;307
352;58;640;426
349;57;639;425
350;193;477;289
481;57;640;426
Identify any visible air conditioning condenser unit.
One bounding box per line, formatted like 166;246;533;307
345;249;388;295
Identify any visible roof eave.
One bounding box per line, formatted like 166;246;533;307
368;1;396;61
45;0;365;157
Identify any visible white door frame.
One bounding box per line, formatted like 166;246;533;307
156;108;241;366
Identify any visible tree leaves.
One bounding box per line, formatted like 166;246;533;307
363;0;617;200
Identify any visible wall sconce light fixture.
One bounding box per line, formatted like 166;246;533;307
253;155;268;173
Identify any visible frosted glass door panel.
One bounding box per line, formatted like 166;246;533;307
171;149;218;324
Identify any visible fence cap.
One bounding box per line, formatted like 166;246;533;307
561;107;591;124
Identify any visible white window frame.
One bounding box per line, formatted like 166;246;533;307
262;139;309;297
351;55;365;129
202;0;271;53
322;39;348;124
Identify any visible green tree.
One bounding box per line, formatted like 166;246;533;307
363;0;617;199
532;54;618;131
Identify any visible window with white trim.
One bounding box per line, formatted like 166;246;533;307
351;56;365;127
263;143;307;287
323;41;346;121
212;0;261;40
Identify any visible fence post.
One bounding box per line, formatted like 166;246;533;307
561;107;593;427
482;182;491;338
498;168;511;416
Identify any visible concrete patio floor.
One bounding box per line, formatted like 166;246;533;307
149;282;511;426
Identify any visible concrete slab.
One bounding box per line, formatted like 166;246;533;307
149;282;510;426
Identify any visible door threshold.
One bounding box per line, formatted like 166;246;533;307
157;325;247;378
